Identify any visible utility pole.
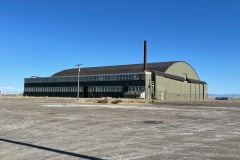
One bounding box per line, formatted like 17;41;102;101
76;64;82;101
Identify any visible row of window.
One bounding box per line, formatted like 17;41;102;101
24;86;146;93
25;73;145;83
128;86;145;91
24;86;123;93
24;87;83;92
89;86;122;92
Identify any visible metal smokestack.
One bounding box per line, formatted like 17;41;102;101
144;40;147;72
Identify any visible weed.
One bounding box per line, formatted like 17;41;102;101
111;99;123;104
97;98;109;104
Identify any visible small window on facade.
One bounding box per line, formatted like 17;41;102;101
122;75;126;80
98;76;102;81
127;74;130;80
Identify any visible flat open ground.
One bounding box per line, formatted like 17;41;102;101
0;97;240;160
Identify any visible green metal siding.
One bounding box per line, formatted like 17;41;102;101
155;75;207;100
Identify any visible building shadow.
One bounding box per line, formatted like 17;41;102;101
0;138;104;160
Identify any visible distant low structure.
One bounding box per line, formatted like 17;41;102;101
23;41;207;100
215;97;229;100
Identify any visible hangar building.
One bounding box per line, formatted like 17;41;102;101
23;41;207;100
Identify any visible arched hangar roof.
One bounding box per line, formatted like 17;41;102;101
52;61;178;77
51;61;206;84
152;62;206;84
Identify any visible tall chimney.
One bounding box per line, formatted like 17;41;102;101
144;40;147;72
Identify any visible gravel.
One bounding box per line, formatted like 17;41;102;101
0;97;240;159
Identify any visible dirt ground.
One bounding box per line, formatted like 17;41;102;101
0;96;240;159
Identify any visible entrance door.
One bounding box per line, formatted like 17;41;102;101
84;87;88;98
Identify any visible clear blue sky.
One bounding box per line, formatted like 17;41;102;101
0;0;239;94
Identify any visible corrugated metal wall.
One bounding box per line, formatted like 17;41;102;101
155;75;207;100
